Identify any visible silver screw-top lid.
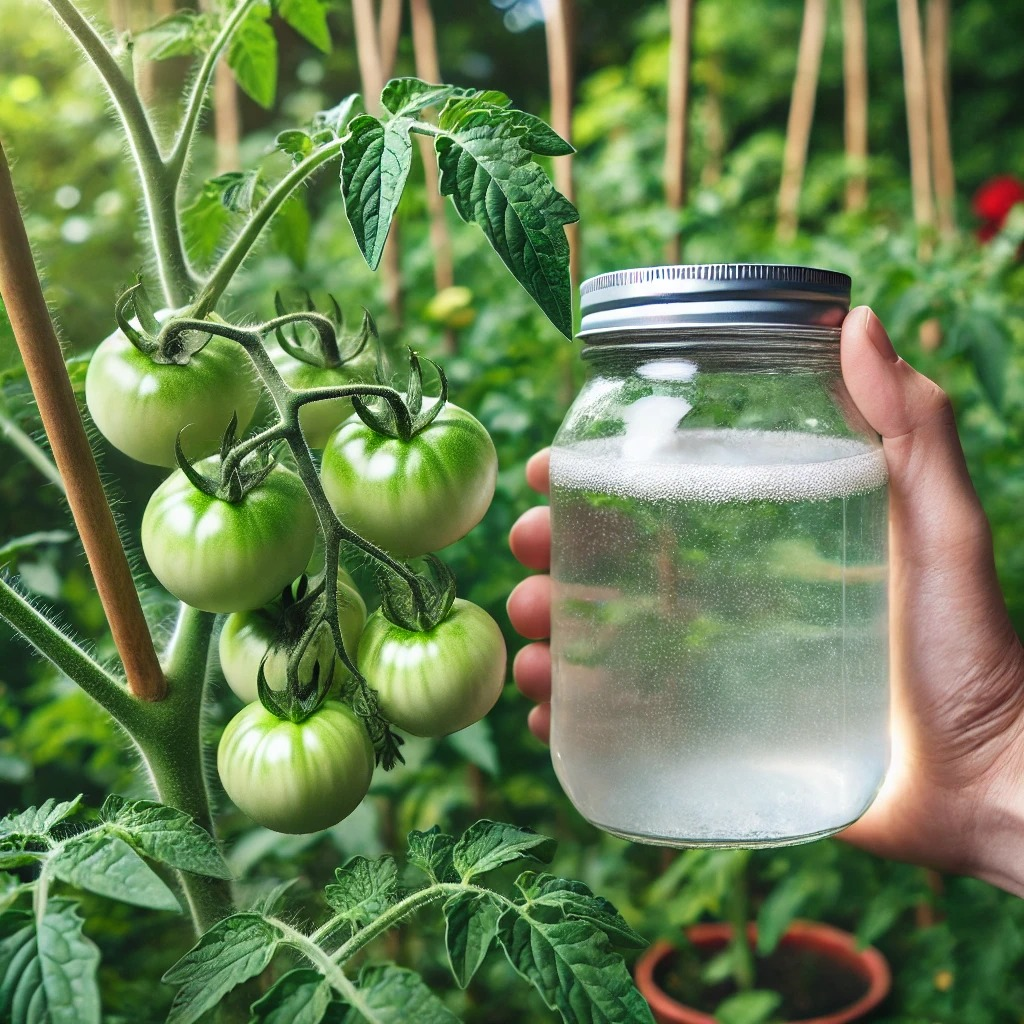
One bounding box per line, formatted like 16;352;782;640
578;264;851;337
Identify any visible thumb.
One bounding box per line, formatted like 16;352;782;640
840;305;991;568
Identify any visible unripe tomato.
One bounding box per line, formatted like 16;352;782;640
357;599;506;737
272;344;376;449
217;700;374;834
141;461;316;613
218;577;367;703
320;399;497;558
86;324;260;467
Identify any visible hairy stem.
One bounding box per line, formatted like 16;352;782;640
168;0;260;181
138;604;234;933
0;577;141;729
272;919;379;1019
328;882;490;963
193;139;346;314
0;407;66;494
44;0;193;305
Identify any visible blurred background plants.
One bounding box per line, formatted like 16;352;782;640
2;0;1023;1020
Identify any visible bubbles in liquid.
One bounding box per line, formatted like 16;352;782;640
553;430;889;504
549;429;890;848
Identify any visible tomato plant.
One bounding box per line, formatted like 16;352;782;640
85;323;261;468
141;457;317;614
217;699;375;834
0;0;605;1019
358;598;506;737
219;574;367;703
321;397;498;558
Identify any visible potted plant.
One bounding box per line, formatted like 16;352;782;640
633;847;891;1024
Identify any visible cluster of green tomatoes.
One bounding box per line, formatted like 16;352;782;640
84;299;506;834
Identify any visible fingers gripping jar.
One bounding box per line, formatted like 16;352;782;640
549;265;889;848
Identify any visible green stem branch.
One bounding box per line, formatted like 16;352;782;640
194;139;346;313
168;0;260;181
0;576;140;729
0;408;66;494
138;603;234;933
44;0;193;305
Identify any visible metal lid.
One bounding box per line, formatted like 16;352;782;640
578;264;851;337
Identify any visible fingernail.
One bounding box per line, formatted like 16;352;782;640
863;307;898;362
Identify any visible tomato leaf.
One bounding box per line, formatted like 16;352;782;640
714;990;782;1024
380;79;472;119
452;820;556;884
182;177;237;266
250;968;332;1024
406;826;458;884
228;3;278;109
277;129;315;164
324;855;398;929
966;311;1010;411
443;719;499;777
99;795;233;880
138;10;209;60
51;833;181;912
443;891;501;989
271;193;312;269
433;101;578;339
343;963;459;1024
496;911;655;1024
0;900;101;1024
163;914;283;1024
0;795;82;841
340;115;414;271
313;95;359;137
276;0;331;53
513;872;647;949
0;531;74;565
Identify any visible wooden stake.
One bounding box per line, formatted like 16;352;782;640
352;0;403;323
379;0;404;80
409;0;457;354
663;0;694;264
543;0;579;288
199;0;241;173
842;0;869;212
777;0;828;242
897;0;935;254
926;0;956;236
0;141;165;702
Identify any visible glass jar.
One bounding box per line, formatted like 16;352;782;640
549;265;889;848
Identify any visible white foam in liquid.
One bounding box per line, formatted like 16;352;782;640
554;429;888;504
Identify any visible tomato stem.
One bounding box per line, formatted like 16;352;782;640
43;0;194;306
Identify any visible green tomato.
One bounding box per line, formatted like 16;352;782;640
141;461;317;613
272;344;376;449
320;399;498;557
86;324;260;467
217;700;374;834
357;598;506;737
218;578;367;703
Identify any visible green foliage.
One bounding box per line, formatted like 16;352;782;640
160;819;648;1024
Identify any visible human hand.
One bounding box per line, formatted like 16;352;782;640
506;306;1024;895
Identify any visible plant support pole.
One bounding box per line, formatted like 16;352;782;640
663;0;694;263
842;0;869;212
0;140;165;702
777;0;828;242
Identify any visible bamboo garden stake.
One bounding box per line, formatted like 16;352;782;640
926;0;956;237
842;0;869;212
777;0;828;242
664;0;694;263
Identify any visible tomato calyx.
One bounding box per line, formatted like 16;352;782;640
173;415;277;504
113;278;211;366
350;347;448;443
376;554;457;632
273;291;375;370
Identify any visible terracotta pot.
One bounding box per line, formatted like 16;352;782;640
635;921;891;1024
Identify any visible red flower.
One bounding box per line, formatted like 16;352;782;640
973;175;1024;241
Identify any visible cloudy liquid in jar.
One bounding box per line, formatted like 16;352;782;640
549;428;889;847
